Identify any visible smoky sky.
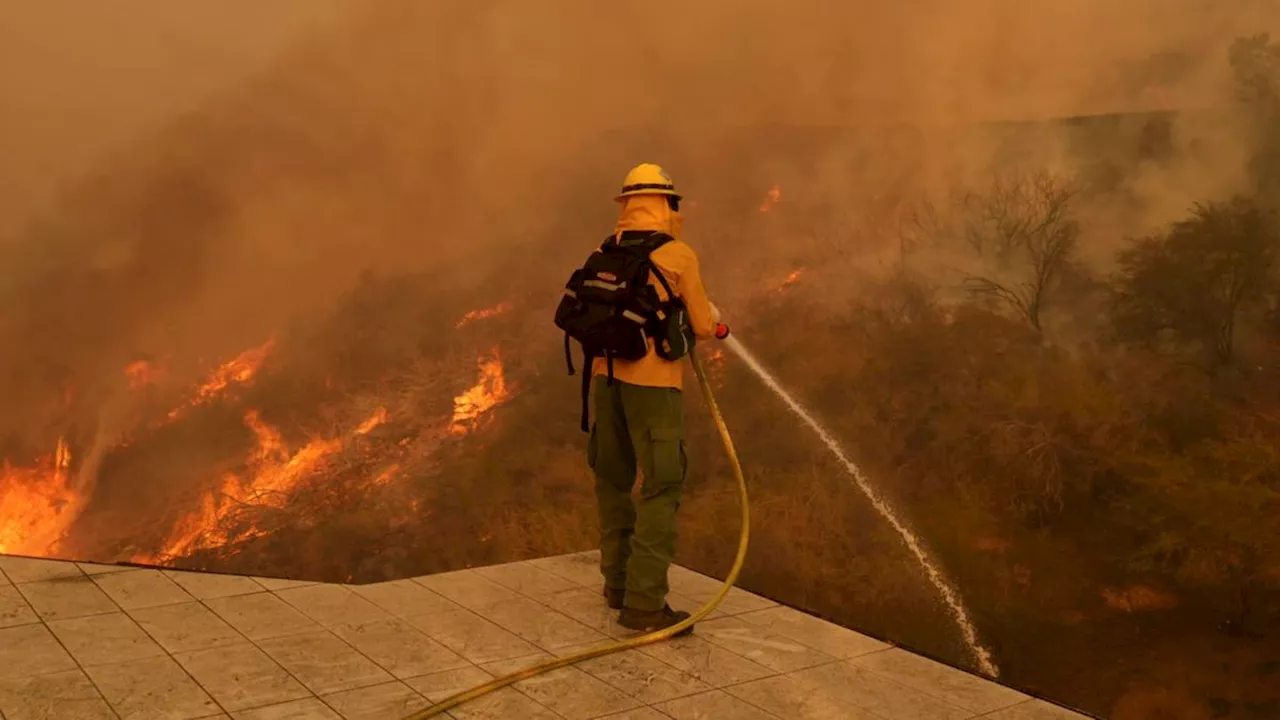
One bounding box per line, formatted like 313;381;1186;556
0;1;348;244
1;0;1277;447
3;0;1275;241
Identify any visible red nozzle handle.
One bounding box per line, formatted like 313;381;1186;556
715;323;731;340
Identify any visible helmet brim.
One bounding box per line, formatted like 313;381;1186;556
615;189;682;202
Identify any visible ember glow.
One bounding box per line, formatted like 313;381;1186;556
0;438;75;555
450;350;511;436
778;268;805;291
139;406;389;563
704;348;727;388
124;360;164;389
167;339;275;421
355;407;390;435
455;301;513;328
759;184;782;213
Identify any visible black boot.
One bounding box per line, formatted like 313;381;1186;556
618;604;694;636
603;586;625;610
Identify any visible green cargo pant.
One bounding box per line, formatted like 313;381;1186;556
587;376;687;612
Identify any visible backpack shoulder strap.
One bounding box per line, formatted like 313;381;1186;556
640;233;677;299
643;232;675;251
602;231;678;299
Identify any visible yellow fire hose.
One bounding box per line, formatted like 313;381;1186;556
406;350;750;718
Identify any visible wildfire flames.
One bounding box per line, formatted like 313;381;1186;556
450;350;511;436
167;339;275;421
355;407;390;435
5;300;516;566
759;184;783;213
139;406;391;563
0;439;75;555
455;301;513;328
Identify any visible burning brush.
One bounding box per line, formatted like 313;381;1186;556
0;438;75;555
3;298;519;567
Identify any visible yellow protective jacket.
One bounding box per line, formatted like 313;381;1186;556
591;195;717;390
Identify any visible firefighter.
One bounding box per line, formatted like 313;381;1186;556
589;163;729;633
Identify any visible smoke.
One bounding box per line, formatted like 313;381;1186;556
1;0;1278;450
0;1;350;245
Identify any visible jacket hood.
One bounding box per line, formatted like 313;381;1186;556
614;194;683;240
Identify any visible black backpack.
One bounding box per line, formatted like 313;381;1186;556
554;230;694;431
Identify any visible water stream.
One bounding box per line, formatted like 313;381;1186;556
723;335;1000;678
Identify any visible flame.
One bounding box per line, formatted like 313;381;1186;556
704;349;727;388
166;339;275;421
450;350;511;436
139;406;388;563
0;438;76;556
124;360;165;390
455;301;513;329
369;464;401;487
777;268;805;291
355;407;390;435
759;184;782;213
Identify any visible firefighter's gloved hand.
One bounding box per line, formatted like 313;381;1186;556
715;323;731;340
709;302;722;324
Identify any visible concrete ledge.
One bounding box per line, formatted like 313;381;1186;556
0;552;1092;719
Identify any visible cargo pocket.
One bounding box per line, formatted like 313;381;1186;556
645;426;687;496
587;423;599;470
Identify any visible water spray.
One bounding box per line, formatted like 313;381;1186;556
407;332;995;717
724;335;1000;678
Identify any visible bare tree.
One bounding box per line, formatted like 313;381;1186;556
956;170;1081;332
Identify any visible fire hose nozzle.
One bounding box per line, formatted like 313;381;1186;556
715;323;731;340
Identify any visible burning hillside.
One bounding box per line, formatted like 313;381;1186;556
0;289;522;571
135;406;392;564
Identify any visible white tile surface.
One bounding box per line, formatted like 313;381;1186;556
0;585;39;628
0;669;117;719
204;592;321;641
257;630;394;695
174;642;312;711
0;552;1094;720
130;601;245;653
849;647;1028;713
0;556;84;583
164;569;264;599
47;612;167;666
17;576;118;620
84;654;221;719
92;569;194;609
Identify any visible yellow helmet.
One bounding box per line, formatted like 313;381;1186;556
615;163;682;202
